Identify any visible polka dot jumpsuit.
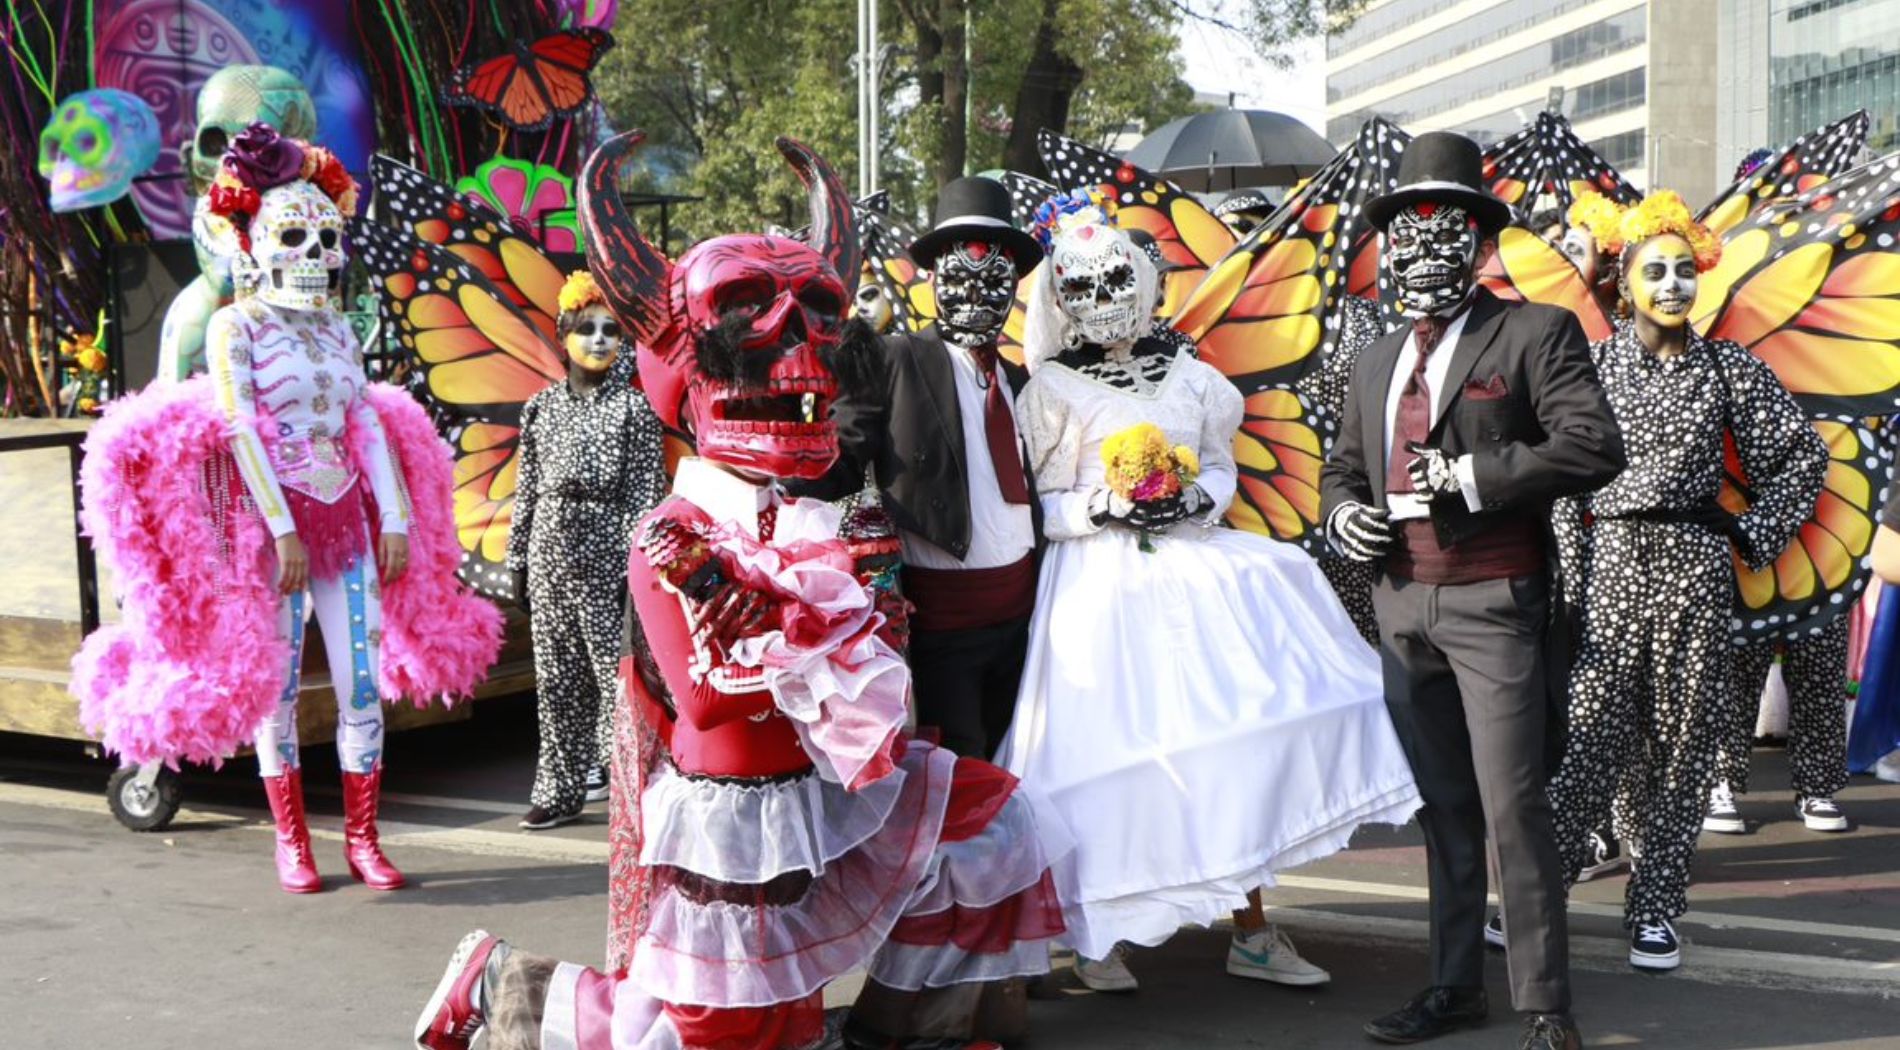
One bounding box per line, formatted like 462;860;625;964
506;355;667;816
1547;324;1827;926
1299;295;1383;646
1718;614;1852;800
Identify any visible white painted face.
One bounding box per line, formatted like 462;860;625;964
240;181;345;311
1050;223;1148;346
1560;226;1599;285
1623;234;1698;329
563;304;620;372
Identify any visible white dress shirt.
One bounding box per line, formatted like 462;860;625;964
901;344;1037;570
1382;308;1485;519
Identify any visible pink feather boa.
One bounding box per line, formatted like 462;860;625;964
72;378;503;766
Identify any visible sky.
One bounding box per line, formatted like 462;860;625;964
1175;8;1328;136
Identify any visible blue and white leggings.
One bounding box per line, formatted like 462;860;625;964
254;551;386;777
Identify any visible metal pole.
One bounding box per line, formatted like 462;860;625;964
857;0;869;196
868;0;880;192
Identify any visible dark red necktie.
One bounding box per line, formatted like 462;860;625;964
970;346;1032;504
1386;317;1447;492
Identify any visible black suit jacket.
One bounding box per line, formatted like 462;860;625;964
1320;289;1625;550
793;326;1042;560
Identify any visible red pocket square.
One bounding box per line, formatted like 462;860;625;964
1464;375;1509;400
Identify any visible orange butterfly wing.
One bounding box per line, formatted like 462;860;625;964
450;421;522;597
1479;227;1613;342
1722;417;1892;642
1693;157;1900;419
445;29;612;131
1225;386;1333;554
1480;111;1641;216
1699;111;1869;238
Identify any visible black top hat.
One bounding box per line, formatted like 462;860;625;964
1364;131;1512;233
909;176;1044;271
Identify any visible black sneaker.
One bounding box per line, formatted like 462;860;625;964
1483;911;1505;950
1628;918;1680;971
1364;986;1488;1044
583;766;610;804
518;804;582;831
1577;828;1626;882
1798;796;1848;832
1703;781;1745;834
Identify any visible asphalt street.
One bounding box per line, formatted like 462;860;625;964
4;695;1899;1050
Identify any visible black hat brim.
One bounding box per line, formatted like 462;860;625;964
909;222;1044;273
1365;185;1512;234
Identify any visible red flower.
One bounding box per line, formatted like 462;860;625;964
208;182;261;221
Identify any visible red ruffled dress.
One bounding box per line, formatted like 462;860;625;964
545;460;1064;1050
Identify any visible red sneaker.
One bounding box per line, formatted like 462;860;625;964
415;930;499;1050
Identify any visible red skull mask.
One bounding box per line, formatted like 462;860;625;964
581;133;860;481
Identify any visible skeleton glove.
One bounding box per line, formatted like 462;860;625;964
1331;502;1395;563
1404;442;1461;501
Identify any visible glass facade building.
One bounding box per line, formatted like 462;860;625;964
1769;0;1900;154
1326;0;1655;186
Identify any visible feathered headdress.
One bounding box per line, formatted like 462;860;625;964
1619;190;1721;271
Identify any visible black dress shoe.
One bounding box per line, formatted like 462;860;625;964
1519;1012;1581;1050
1364;986;1489;1044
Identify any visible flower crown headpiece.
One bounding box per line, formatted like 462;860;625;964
1618;190;1721;272
1030;187;1118;252
1565;191;1628;254
204;122;359;254
558;271;607;316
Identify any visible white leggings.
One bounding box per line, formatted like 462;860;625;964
255;550;386;776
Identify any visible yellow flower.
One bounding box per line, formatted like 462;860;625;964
1619;190;1722;271
1172;445;1200;483
76;346;106;373
558;271;606;315
1565;192;1627;253
78;397;98;413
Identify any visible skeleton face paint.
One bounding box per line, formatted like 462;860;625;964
1050;224;1147;347
563;305;621;372
1624;234;1698;329
1385;203;1481;317
1560;226;1599;286
237;181;346;312
932;241;1017;348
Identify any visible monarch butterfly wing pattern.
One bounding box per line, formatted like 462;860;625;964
371;155;566;342
1001;172;1058;229
354;218;567;597
1174;117;1409;393
1479;226;1614;342
1721;416;1893;643
1036;129;1237;319
444;29;612;132
1699;111;1870;238
1480;110;1642;216
1224;385;1335;555
1693;154;1900;419
858;209;937;333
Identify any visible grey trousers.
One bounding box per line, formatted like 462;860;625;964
1372;571;1572;1014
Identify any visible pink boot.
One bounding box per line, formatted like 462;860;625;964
342;766;407;890
261;769;322;894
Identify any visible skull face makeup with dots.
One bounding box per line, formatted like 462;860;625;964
562;305;622;372
1385;202;1482;317
932;240;1018;348
237;181;346;312
1622;234;1699;332
1051;223;1149;347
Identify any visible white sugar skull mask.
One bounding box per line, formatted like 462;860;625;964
237;180;344;312
1049;222;1152;348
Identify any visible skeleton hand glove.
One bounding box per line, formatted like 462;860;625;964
1331;501;1396;563
1404;442;1461;501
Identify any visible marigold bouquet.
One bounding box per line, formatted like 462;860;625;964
1101;422;1199;551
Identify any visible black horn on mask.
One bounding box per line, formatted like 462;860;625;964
776;136;860;299
580;130;674;347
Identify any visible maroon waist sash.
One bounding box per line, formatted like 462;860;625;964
1386;517;1543;585
903;555;1037;632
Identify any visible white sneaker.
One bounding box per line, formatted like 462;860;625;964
1075;945;1138;993
1703;781;1746;834
1798;796;1849;832
1226;925;1331;986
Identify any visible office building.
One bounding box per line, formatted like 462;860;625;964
1325;0;1719;204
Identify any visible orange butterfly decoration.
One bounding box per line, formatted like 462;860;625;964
444;29;614;133
1481;110;1641;217
1700;110;1870;239
354;157;576;597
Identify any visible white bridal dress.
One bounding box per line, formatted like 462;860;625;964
995;337;1421;959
